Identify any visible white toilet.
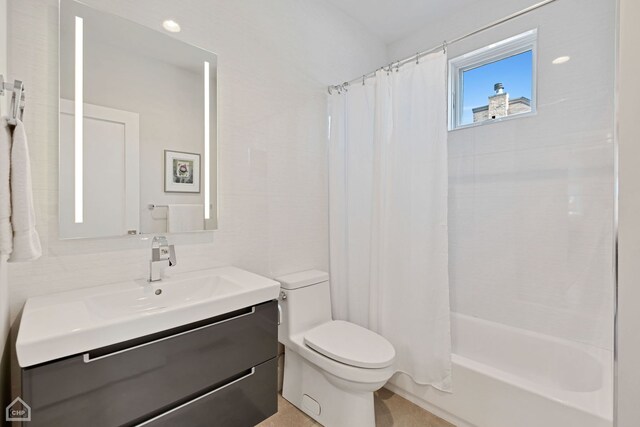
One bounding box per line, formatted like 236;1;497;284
277;270;396;427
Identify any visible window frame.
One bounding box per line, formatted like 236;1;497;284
448;29;538;131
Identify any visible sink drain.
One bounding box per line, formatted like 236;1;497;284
155;289;162;295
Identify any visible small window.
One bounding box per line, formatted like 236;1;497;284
449;30;537;130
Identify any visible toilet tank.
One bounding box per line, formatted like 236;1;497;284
276;270;332;343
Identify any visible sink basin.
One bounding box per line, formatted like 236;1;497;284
16;267;280;367
86;275;242;319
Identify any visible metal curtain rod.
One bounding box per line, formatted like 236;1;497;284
328;0;558;93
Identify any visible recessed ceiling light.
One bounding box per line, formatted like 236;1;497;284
162;19;181;33
552;56;570;65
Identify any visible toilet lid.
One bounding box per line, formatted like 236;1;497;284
303;321;396;369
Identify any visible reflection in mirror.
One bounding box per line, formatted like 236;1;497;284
59;0;218;239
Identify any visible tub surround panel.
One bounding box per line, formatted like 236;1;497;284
6;0;388;320
400;0;615;351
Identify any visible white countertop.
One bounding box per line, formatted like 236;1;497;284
16;266;280;367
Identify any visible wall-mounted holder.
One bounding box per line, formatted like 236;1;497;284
0;74;26;125
148;204;169;210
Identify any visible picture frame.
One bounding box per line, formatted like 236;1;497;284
164;150;201;193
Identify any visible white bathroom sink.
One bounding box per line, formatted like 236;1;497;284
85;275;242;319
16;266;280;367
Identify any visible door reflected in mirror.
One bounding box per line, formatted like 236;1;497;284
59;0;218;239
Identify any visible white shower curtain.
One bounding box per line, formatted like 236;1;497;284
329;52;452;391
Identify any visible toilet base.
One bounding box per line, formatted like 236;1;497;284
282;349;376;427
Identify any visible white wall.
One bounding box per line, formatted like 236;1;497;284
0;0;5;77
615;0;640;424
0;0;9;411
5;0;386;320
388;0;616;417
387;0;540;60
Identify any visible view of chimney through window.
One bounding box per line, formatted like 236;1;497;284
472;82;532;122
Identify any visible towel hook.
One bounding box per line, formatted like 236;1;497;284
0;75;26;125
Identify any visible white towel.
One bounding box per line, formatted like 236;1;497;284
9;119;41;262
0;118;12;256
167;204;204;233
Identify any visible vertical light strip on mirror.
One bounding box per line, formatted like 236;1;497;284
74;16;84;223
204;61;210;220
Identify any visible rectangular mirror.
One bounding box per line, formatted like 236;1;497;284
59;0;218;239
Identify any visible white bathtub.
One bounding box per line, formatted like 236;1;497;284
385;313;613;427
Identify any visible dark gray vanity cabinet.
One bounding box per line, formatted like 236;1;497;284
18;301;278;427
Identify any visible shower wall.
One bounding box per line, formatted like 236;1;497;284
391;0;616;351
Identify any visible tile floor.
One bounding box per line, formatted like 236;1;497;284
256;388;455;427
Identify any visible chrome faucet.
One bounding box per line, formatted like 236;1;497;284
149;236;176;282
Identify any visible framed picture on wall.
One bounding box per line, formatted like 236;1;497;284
164;150;201;193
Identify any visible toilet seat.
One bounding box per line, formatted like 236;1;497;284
303;320;395;369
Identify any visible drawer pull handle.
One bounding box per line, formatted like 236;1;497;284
135;367;256;426
83;307;256;363
277;303;282;325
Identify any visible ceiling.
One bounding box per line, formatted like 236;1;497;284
324;0;480;44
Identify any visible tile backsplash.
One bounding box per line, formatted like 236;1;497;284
6;0;387;320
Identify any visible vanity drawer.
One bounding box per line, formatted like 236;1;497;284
140;357;277;427
21;301;277;427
